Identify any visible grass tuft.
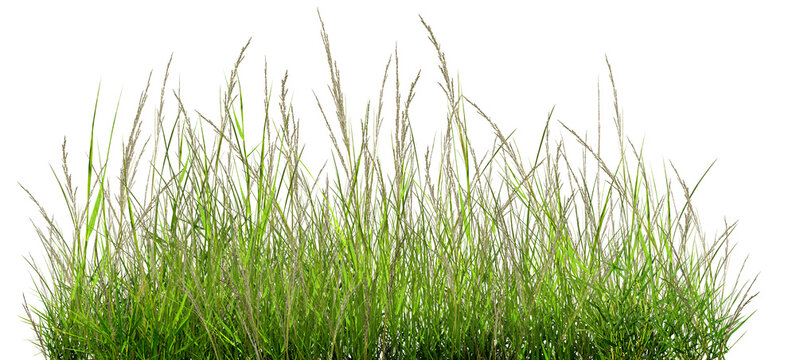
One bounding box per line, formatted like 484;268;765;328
21;14;756;360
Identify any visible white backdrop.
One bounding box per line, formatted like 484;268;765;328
1;1;793;358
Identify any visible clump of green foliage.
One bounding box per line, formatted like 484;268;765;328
21;13;756;360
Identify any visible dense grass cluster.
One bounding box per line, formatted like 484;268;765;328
22;14;756;360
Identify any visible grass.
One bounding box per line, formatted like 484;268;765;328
20;12;757;360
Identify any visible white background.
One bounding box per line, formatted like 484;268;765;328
1;1;794;358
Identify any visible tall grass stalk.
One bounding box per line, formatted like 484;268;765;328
21;13;756;360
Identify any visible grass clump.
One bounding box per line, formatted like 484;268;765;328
21;13;756;360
